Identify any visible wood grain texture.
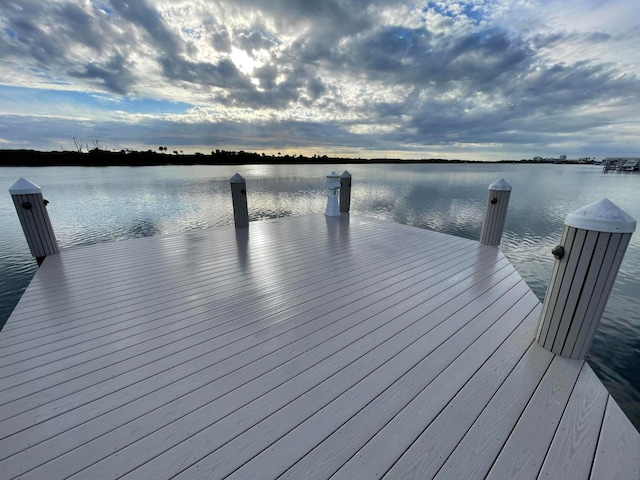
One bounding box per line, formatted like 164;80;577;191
538;363;608;479
433;342;555;479
485;354;584;479
590;395;640;480
382;304;541;480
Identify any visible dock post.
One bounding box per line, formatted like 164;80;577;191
325;171;341;216
479;178;512;246
9;178;59;265
230;173;249;228
536;198;636;359
339;171;352;213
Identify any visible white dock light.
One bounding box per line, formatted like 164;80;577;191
325;171;341;217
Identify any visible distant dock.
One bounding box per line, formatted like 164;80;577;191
0;213;638;479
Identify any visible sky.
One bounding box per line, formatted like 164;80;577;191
0;0;639;161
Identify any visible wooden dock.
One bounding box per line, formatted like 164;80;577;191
0;215;638;479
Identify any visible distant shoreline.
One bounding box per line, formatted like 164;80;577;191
0;149;594;167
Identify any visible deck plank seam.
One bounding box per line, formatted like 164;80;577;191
588;395;611;480
0;236;477;371
25;216;451;280
484;353;583;479
0;249;504;436
12;219;376;295
474;350;557;478
532;360;587;480
2;228;457;344
0;251;506;437
3;223;462;334
0;253;512;474
175;278;531;479
318;282;533;480
5;221;393;319
23;266;520;480
134;273;526;479
379;306;541;480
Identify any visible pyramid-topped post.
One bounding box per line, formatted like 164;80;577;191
339;171;352;213
480;178;512;246
230;173;249;227
536;198;636;359
9;178;59;263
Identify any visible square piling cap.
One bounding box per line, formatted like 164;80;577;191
9;178;42;195
565;198;636;233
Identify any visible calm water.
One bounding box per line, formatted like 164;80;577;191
1;163;639;428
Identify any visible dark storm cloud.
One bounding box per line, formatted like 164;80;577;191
160;57;252;91
109;0;181;56
0;1;137;94
70;53;135;95
339;26;532;87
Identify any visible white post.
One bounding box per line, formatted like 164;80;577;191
325;171;341;217
339;171;352;213
536;198;636;359
230;173;249;228
9;178;59;263
480;178;512;246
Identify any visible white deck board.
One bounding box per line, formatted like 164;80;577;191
0;214;637;480
381;304;542;480
590;396;640;480
538;364;609;479
485;354;584;479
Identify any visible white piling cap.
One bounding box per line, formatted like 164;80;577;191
565;198;636;233
9;178;42;195
230;173;246;183
327;171;340;178
488;178;512;191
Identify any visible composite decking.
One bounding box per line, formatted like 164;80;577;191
0;215;638;479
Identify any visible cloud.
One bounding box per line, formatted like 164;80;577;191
0;0;639;160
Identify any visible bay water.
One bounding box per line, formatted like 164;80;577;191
1;163;639;428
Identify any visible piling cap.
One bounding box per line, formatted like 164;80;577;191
488;178;512;191
340;170;352;178
230;173;246;184
565;198;636;233
9;178;42;195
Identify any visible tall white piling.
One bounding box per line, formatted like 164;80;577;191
230;173;249;228
536;198;636;359
340;171;352;213
480;178;512;246
325;171;341;217
9;178;59;264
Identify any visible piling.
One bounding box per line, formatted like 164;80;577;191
536;198;636;359
9;178;59;264
340;171;352;213
230;173;249;228
479;178;512;246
